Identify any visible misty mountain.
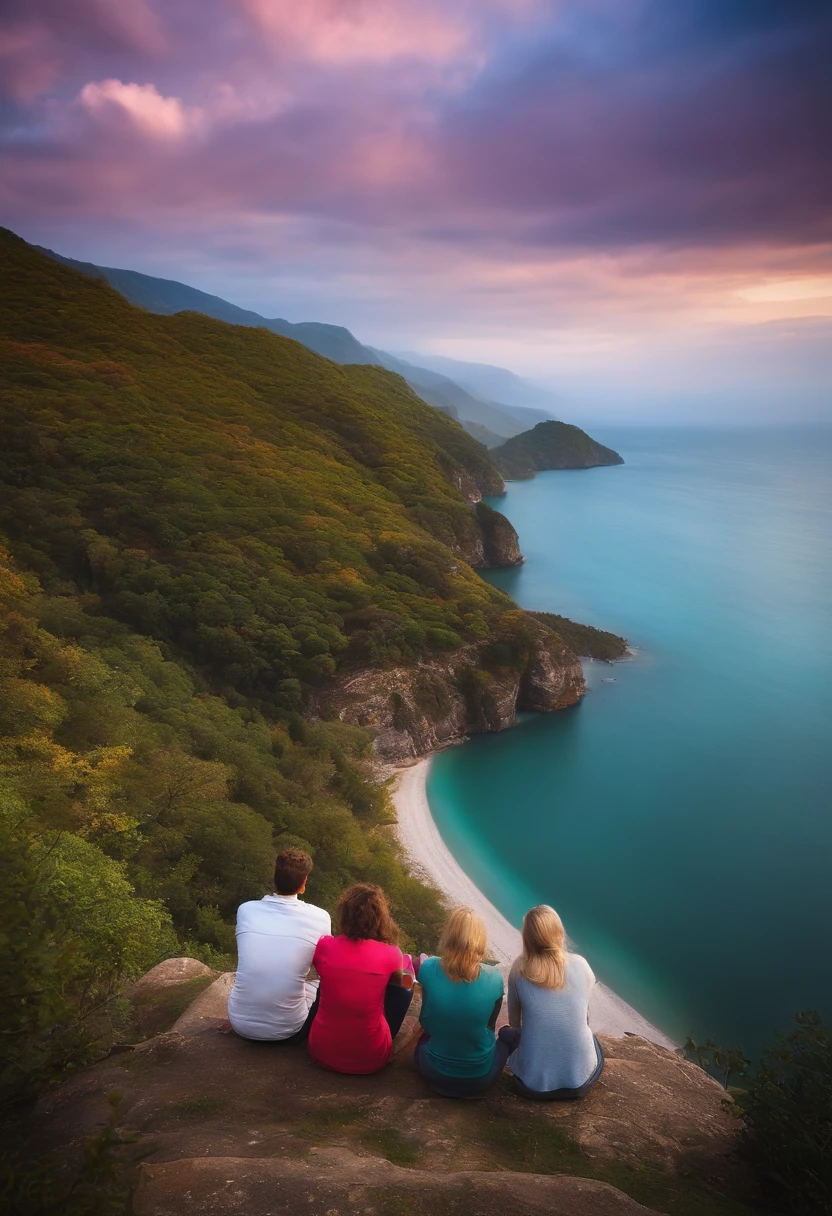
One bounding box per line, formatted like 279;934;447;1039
393;351;560;421
369;349;529;441
39;249;381;366
38;248;533;444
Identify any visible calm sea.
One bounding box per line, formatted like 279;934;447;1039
427;427;832;1058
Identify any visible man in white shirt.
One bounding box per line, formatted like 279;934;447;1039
227;848;331;1041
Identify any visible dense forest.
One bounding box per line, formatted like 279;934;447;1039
0;230;582;1106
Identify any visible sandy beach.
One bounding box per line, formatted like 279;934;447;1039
393;757;677;1048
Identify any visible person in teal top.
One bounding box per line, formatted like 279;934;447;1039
414;906;508;1097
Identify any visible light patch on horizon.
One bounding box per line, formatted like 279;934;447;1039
737;277;832;304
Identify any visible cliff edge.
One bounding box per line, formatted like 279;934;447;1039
18;960;759;1216
324;617;584;761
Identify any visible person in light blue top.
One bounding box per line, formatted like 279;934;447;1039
414;906;507;1097
501;904;604;1100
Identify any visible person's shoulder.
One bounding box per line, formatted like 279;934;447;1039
300;900;331;927
481;963;504;992
568;953;596;984
313;933;335;955
235;899;265;924
418;955;439;982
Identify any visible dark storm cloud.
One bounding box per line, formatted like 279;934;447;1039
430;0;832;249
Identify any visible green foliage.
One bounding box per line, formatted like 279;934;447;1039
529;610;628;661
0;232;493;1104
493;420;624;479
739;1011;832;1215
683;1036;749;1089
0;228;510;704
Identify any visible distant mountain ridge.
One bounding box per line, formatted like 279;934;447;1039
39;248;380;366
393;350;560;418
38;248;544;444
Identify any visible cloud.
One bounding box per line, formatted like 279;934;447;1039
78;79;200;140
240;0;471;65
0;0;830;422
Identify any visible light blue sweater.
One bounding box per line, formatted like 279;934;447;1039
507;953;597;1092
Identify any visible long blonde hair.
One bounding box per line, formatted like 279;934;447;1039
517;905;567;990
439;906;487;983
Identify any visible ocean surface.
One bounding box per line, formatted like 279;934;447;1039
427;427;832;1059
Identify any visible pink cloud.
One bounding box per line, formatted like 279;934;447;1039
240;0;472;65
78;79;200;140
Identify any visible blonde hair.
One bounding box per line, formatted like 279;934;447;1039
439;906;487;983
517;905;567;990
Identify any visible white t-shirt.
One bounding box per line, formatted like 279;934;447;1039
227;894;331;1040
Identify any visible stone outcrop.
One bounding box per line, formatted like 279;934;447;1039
325;623;584;762
20;968;758;1216
474;500;524;567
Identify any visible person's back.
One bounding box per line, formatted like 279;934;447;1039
503;905;604;1100
309;934;404;1073
418;954;503;1077
507;954;597;1091
227;849;330;1041
307;883;411;1075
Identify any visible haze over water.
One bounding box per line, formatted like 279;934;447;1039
427;428;832;1058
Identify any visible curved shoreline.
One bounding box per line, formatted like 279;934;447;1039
392;756;677;1049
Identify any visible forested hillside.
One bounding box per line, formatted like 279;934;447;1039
0;229;578;1106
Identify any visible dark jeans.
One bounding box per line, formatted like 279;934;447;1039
276;987;321;1044
414;1032;512;1097
383;982;414;1039
501;1027;605;1100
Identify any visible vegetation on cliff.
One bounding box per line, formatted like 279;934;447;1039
493;420;624;479
528;611;628;661
0;542;444;1106
0;231;578;1106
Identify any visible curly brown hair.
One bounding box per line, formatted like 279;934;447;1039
337;883;400;944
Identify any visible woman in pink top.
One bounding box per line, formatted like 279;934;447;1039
308;884;413;1074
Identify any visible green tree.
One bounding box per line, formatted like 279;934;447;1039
740;1011;832;1215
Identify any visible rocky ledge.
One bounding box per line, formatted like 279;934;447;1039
324;620;584;762
20;960;759;1216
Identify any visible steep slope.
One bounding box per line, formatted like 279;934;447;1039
0;228;588;1105
493;420;624;479
371;349;529;439
39;248;536;441
39;248;381;366
2;229;545;714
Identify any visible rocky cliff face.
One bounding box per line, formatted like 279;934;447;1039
324;621;584;762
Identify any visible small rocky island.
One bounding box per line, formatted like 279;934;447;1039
492;421;624;480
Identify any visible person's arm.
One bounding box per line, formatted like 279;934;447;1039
487;994;503;1031
487;970;505;1031
507;963;522;1029
386;946;412;988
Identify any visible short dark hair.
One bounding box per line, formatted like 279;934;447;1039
337;883;399;945
273;848;313;895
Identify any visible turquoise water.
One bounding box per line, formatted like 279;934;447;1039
427;428;832;1058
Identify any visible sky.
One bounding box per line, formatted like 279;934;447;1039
1;0;830;423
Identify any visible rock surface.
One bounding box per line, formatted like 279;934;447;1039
21;965;758;1216
129;957;215;995
325;623;584;761
133;1149;659;1216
